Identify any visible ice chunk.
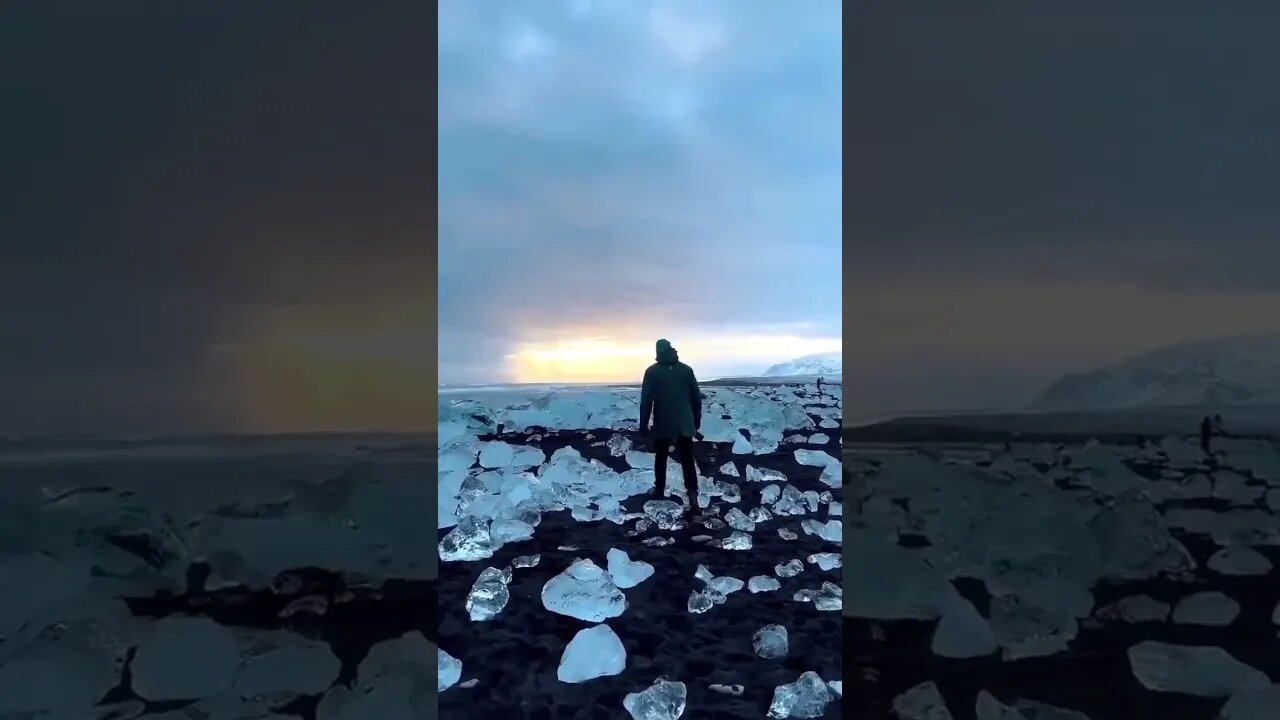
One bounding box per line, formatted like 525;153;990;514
626;450;656;469
761;484;782;504
607;548;655;589
0;554;91;639
809;433;830;444
558;624;627;683
747;465;788;483
749;506;774;523
358;631;435;689
893;681;954;720
990;594;1078;660
232;635;341;698
749;575;782;593
643;500;685;530
512;554;541;568
827;680;843;697
478;441;517;468
720;462;739;477
718;482;742;504
490;518;535;544
709;683;745;696
774;485;808;515
623;678;687;720
794;449;834;467
440;645;465;691
725;507;756;532
801;519;842;543
707;576;745;596
1172;591;1240;626
819;461;842;488
542;559;628;622
1095;594;1170;623
753;623;789;659
828;502;842;517
510;445;546;469
776;559;805;577
439;446;478;472
688;591;714;614
132;617;240;701
644;536;675;547
814;581;842;611
607;434;633;457
722;531;753;550
1207;545;1272;576
694;563;715;583
1128;641;1270;697
466;567;510;622
0;598;129;715
779;527;799;540
807;552;841;570
767;671;832;718
932;595;997;659
974;691;1091;720
438;515;496;562
802;490;821;511
732;434;753;454
1221;685;1280;720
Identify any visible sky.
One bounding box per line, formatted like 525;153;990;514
0;2;433;435
438;0;842;385
849;2;1280;417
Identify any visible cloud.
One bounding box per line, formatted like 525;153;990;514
0;2;434;433
847;2;1280;414
439;0;842;383
848;1;1280;294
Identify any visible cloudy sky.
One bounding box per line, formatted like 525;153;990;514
849;2;1280;418
0;2;432;434
438;1;842;385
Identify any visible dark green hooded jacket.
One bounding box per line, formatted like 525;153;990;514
640;342;701;439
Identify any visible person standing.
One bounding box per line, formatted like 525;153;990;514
640;339;701;512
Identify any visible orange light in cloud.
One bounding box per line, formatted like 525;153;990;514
506;334;841;383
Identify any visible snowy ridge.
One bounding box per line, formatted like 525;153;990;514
1031;333;1280;413
763;352;842;378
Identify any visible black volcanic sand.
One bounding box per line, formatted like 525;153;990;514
437;421;843;719
114;570;436;718
19;453;439;720
844;447;1280;720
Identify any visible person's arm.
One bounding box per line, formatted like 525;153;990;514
639;367;654;432
688;367;701;430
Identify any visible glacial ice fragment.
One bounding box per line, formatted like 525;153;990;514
753;623;789;659
466;567;510;622
767;671;832;718
623;678;687;720
558;624;627;683
607;548;655;589
541;559;628;622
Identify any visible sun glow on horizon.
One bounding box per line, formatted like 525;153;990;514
505;334;841;383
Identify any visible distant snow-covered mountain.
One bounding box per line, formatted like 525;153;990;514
763;351;842;378
1030;333;1280;412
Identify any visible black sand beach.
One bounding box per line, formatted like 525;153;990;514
844;438;1280;719
437;424;844;719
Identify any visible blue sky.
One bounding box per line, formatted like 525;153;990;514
438;0;842;384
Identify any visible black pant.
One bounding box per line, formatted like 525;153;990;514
654;435;698;502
